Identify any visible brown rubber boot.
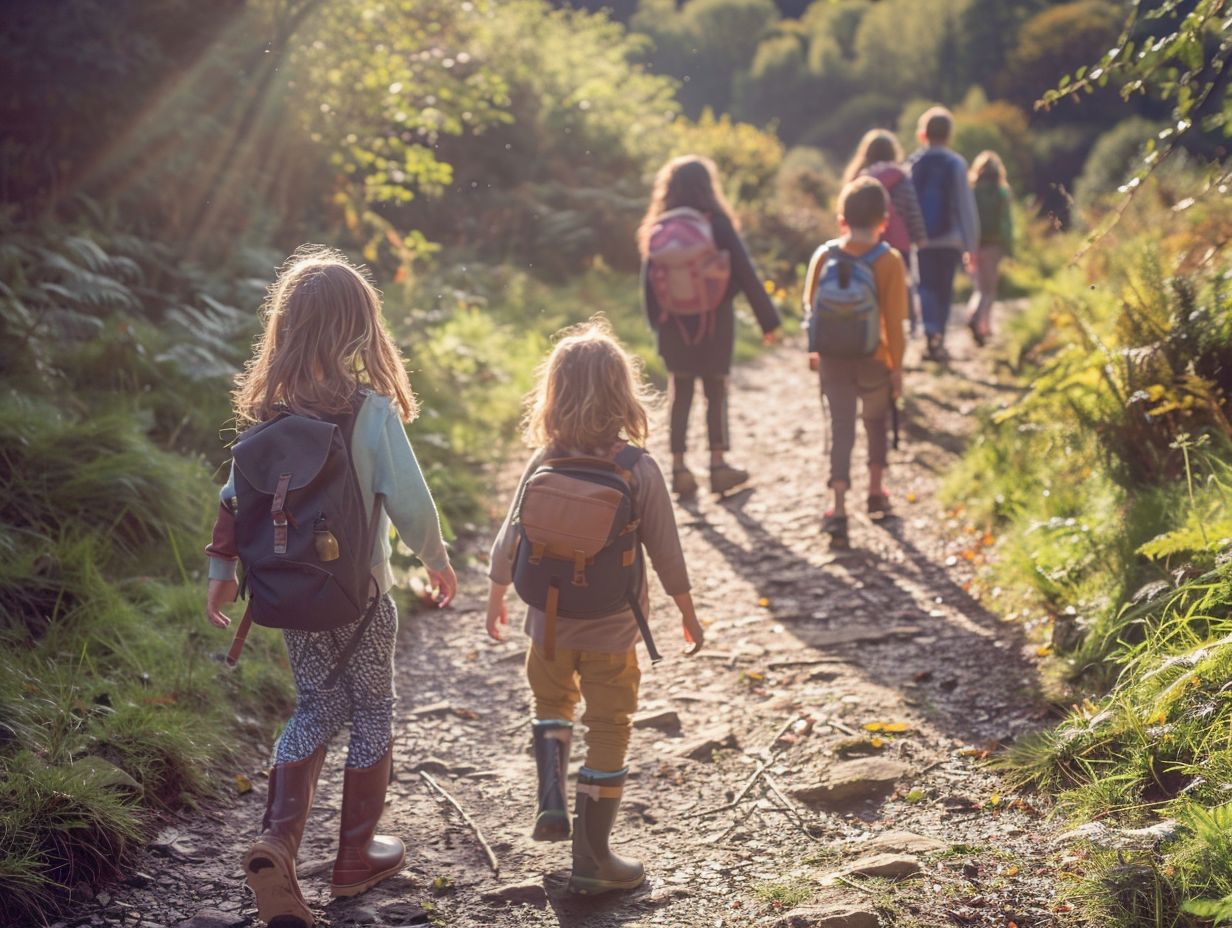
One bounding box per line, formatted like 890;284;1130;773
330;747;405;897
567;767;644;895
531;720;572;841
243;745;326;928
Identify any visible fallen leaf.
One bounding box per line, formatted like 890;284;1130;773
1004;865;1020;877
757;597;770;608
234;774;253;795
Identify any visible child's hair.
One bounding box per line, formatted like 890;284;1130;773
522;316;653;452
916;105;954;144
233;246;417;425
842;129;904;185
970;149;1009;190
838;176;889;231
637;154;738;257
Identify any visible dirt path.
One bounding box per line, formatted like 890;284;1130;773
90;324;1068;928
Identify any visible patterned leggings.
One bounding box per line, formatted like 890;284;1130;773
272;594;398;769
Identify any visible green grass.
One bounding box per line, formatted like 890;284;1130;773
948;180;1232;927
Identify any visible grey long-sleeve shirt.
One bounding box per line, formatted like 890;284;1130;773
489;445;690;654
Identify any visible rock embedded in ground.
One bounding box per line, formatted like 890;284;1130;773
791;758;909;807
773;903;881;928
633;708;681;730
173;910;245;928
844;830;949;855
481;879;548;906
822;853;922;884
678;725;738;760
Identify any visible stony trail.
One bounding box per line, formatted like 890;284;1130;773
92;323;1069;928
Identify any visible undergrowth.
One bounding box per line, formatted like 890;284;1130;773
948;174;1232;926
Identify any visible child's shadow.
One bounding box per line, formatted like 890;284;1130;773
542;872;671;926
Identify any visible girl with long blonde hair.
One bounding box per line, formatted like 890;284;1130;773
205;247;456;927
486;317;704;895
966;150;1014;345
639;154;781;498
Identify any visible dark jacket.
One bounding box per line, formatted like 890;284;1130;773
641;211;781;377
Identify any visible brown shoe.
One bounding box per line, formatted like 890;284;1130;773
671;467;698;498
709;463;749;495
330;747;406;898
243;745;326;928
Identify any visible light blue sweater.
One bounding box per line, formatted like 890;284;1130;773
207;393;449;592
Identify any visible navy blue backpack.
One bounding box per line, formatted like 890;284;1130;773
912;149;955;239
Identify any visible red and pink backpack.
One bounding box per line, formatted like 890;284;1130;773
864;162;910;255
646;207;731;344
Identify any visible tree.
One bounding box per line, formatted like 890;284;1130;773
1001;1;1124;112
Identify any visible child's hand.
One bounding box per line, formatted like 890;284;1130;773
206;578;238;628
762;326;782;347
808;352;821;373
673;591;704;656
426;563;457;608
486;582;509;641
682;612;705;656
891;369;903;399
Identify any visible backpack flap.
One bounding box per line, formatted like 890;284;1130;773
233;416;338;495
647;208;731;326
811;245;883;359
520;471;628;584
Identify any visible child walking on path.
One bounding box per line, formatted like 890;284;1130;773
966;150;1014;346
908;106;980;362
843;128;927;334
803;178;909;549
486;319;705;895
639;154;781;499
204;249;457;928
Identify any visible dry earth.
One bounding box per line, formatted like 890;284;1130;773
73;320;1075;928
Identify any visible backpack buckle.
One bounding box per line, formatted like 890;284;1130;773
529;542;546;566
572;550;588;587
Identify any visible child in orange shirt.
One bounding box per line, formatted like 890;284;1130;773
802;177;908;548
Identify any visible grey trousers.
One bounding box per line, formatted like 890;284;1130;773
819;357;892;488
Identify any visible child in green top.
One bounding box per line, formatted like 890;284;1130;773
966;150;1014;346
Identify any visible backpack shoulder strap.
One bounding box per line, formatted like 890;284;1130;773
859;242;892;266
613;444;646;471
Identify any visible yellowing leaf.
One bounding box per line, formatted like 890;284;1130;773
757;597;770;608
234;774;253;795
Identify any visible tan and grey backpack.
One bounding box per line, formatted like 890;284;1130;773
510;445;661;662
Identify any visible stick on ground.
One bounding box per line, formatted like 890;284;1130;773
420;770;500;876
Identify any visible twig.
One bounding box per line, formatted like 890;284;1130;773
833;873;876;895
502;715;530;735
766;657;843;670
419;771;500;876
763;773;819;843
826;719;858;737
684;760;769;820
709;798;759;844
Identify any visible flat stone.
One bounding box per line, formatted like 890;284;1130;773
844;830;948;855
774;903;880;928
481;879;548;906
340;907;378;925
823;853;922;884
678;725;738;760
634;709;681;731
803;625;922;647
174;910;245;928
791;758;908;808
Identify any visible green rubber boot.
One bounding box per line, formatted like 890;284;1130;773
567;767;644;895
531;720;572;841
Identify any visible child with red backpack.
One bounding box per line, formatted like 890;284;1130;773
803;178;909;549
485;317;705;894
843;129;926;334
639;154;781;499
204;248;457;928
